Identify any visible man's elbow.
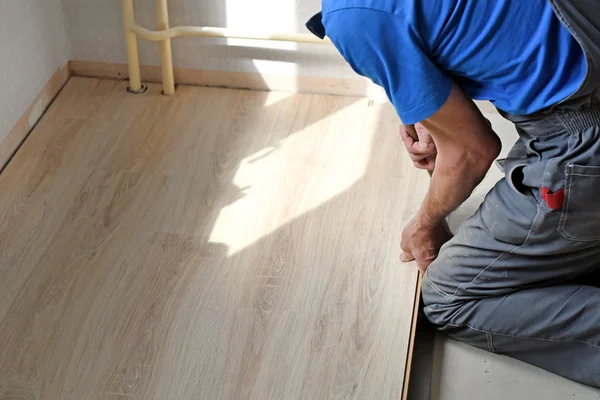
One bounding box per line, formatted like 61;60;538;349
465;136;501;179
480;134;502;167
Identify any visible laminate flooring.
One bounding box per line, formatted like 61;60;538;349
0;77;427;400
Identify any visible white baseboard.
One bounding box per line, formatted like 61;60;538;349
1;63;70;171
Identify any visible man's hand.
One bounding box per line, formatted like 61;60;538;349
400;216;453;274
400;123;437;172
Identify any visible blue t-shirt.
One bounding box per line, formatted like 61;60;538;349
322;0;587;124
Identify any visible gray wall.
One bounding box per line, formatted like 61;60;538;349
0;0;71;143
62;0;357;79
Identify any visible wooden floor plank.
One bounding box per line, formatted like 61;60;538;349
0;77;427;400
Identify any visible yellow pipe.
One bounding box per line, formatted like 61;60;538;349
123;0;332;94
122;0;144;92
127;23;332;45
156;0;175;95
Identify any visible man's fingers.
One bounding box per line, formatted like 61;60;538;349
401;253;430;274
413;123;437;149
403;124;420;141
400;252;415;263
407;144;436;159
415;124;436;145
401;252;429;274
414;157;436;171
417;259;432;274
411;139;436;154
399;126;416;149
401;124;436;155
414;160;430;170
409;152;428;162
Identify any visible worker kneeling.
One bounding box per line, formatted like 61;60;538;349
311;0;600;387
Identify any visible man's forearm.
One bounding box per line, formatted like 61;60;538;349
400;84;501;270
416;148;496;226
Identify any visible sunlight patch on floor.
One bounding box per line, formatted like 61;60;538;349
208;99;374;255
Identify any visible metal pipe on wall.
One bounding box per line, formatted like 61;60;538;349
156;0;175;95
122;0;144;93
123;0;332;95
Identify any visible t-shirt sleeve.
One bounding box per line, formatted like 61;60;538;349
323;8;452;124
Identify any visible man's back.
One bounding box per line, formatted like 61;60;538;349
322;0;587;124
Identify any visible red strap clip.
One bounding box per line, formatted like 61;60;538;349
541;187;565;210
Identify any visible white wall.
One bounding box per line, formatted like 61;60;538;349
0;0;369;143
62;0;357;79
0;0;71;143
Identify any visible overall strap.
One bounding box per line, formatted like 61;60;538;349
549;0;600;102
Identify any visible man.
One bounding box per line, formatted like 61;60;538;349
310;0;600;388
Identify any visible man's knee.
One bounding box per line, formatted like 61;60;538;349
421;270;495;352
421;270;458;328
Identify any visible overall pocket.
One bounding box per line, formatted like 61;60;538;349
480;174;539;246
558;164;600;241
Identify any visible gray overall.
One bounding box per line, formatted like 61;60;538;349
422;0;600;388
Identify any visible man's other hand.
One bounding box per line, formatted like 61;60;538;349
400;216;453;274
399;123;437;172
